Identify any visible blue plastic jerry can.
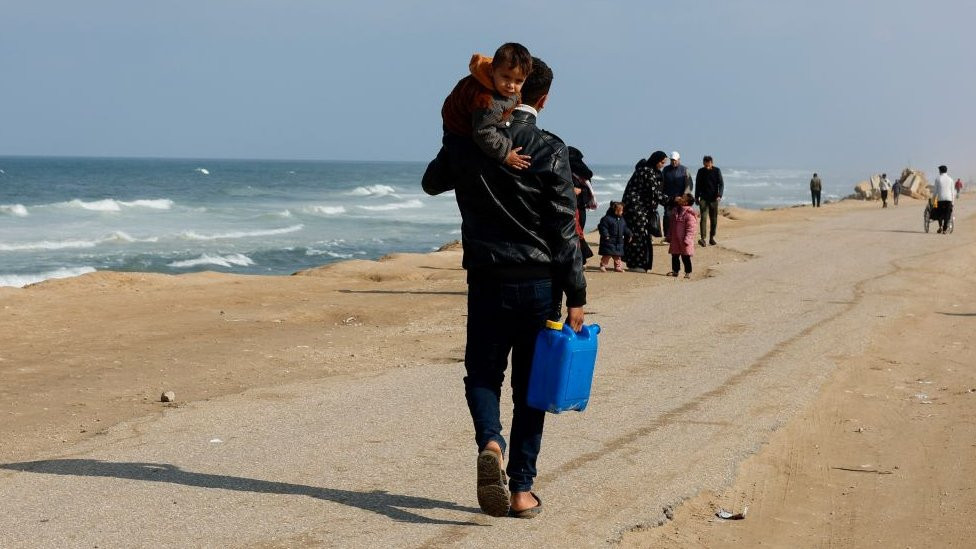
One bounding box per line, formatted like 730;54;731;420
527;320;601;413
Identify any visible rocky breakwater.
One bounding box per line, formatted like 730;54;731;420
852;168;931;200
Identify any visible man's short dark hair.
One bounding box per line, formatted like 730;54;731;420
521;57;552;105
492;43;533;76
939;165;948;174
703;155;713;163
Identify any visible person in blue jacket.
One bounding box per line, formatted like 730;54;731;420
597;201;632;272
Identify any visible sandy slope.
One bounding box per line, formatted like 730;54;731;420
0;197;972;547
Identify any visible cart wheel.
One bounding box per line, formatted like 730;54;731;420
923;209;930;233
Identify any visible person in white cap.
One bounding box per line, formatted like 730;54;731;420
662;151;692;240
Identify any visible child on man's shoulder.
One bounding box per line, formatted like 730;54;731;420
441;42;533;169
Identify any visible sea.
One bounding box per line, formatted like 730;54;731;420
0;156;849;288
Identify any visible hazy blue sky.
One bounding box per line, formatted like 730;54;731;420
1;0;973;180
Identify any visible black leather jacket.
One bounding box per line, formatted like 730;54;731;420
422;109;586;308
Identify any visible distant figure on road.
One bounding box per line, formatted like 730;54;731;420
934;165;954;234
667;193;698;279
662;151;692;240
622;151;668;273
892;177;902;206
597;201;631;272
955;178;963;199
810;173;822;207
694;155;724;246
879;173;891;208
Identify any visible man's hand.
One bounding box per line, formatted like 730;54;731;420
504;147;532;170
566;307;584;332
717;196;722;202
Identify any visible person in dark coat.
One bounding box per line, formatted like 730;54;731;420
621;150;668;273
661;151;692;240
568;146;596;262
694;155;724;246
597;201;632;272
568;146;596;229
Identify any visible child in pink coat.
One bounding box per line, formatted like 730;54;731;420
667;193;699;278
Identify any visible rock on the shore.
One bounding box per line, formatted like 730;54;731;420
853;168;931;200
896;168;932;200
161;391;176;403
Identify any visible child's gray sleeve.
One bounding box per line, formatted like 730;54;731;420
471;96;515;163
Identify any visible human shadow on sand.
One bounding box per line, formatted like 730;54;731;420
0;459;483;526
938;312;976;317
337;289;467;296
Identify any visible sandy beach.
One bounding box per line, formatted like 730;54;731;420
1;196;974;547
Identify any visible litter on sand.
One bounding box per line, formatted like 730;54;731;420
716;507;748;520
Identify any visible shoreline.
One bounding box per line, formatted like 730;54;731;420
3;197;857;290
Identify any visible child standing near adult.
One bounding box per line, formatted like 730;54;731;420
597;201;632;272
667;194;698;278
440;43;534;169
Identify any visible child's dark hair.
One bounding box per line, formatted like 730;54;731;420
493;42;533;76
680;193;696;206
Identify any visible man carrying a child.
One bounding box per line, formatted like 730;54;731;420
423;55;586;519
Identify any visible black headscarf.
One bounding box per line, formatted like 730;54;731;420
568;146;594;180
647;150;668;168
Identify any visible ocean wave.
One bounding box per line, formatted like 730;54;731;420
180;224;304;241
305;249;355;258
196;168;210;175
60;198;174;212
168;253;255;268
105;231;159;243
304;205;347;215
0;266;97;288
0;204;29;217
348;184;397;197
123;199;174;209
0;239;100;252
0;231;159;252
358;199;423;211
591;175;607;181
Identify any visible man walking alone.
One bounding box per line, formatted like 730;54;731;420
694;155;724;246
810;173;822;207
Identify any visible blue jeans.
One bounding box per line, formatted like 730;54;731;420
464;278;552;493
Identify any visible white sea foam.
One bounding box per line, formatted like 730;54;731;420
358;199;423;211
591;175;607;181
0;231;159;252
168;253;255;268
67;199;122;212
306;249;354;258
348;184;397;197
60;198;174;212
0;239;99;251
304;205;347;215
121;199;174;209
196;168;210;175
180;224;304;241
0;204;29;217
0;266;97;288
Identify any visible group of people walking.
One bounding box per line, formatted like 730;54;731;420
587;151;724;279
